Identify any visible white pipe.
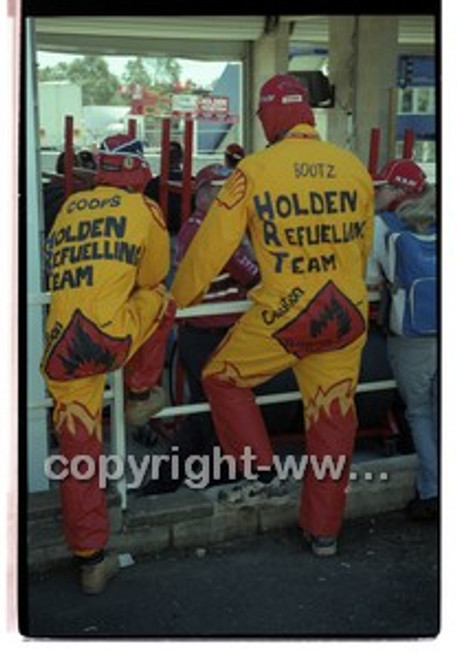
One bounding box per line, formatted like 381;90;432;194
109;370;127;509
28;378;397;412
28;288;386;510
28;290;380;312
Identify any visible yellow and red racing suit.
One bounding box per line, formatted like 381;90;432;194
172;124;374;537
41;184;175;555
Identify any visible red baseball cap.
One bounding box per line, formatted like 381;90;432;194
258;74;312;110
195;164;231;192
373;159;427;193
257;73;315;143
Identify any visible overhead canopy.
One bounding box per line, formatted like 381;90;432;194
34;16;267;60
286;14;435;47
34;14;435;60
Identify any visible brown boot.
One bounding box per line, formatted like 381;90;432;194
80;552;119;595
125;386;166;426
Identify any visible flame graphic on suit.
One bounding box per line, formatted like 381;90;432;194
172;124;374;536
42;185;176;555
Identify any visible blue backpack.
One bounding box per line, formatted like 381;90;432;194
380;211;437;337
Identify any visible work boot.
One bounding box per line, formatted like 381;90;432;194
303;531;338;557
80;552;119;595
125;386;166;426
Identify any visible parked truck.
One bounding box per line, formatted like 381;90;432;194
38;81;84;150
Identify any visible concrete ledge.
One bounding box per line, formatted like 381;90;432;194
345;455;418;519
173;505;258;549
28;517;65;550
27;454;419;574
109;525;171;557
125;488;213;529
27;489;63;522
258;497;300;533
27;486;121;522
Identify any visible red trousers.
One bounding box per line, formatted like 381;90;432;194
202;293;367;538
44;297;176;555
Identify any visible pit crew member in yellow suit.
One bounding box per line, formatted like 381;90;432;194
171;74;374;556
41;134;176;593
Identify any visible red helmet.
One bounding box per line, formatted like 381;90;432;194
257;74;315;144
95;134;152;192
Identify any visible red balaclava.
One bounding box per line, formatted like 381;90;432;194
95;134;152;193
257;73;316;144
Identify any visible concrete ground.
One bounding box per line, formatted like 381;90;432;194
21;510;439;640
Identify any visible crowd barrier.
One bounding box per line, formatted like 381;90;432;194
27;291;396;509
28;93;413;510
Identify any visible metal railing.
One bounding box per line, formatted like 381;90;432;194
27;292;396;509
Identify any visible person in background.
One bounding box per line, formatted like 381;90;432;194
144;140;195;287
224;142;245;170
171;74;374;557
139;163;259;495
41;134;176;594
77;148;98;171
42;151;93;236
367;158;438;521
144;140;191;236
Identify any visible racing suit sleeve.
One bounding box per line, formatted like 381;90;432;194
171;170;251;307
136;197;170;289
177;215;259;289
224;240;260;289
175;216;201;268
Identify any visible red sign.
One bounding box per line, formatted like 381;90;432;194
198;96;229;118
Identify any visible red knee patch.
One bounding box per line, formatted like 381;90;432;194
273;281;366;358
44;309;131;381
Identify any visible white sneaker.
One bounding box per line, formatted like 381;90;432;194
218;476;289;504
264;475;290;499
220;479;266;504
303;531;338;557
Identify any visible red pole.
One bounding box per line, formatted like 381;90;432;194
128;118;137;139
160;117;171;224
181;114;193;226
403;129;415;159
368;127;381;176
64;115;74;199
